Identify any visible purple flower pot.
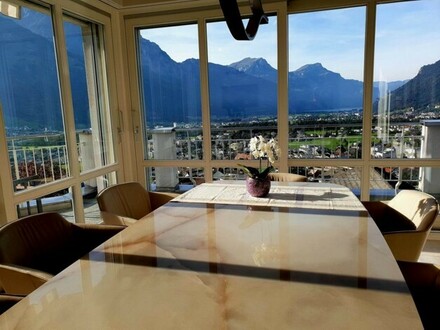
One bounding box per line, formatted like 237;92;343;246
246;176;271;197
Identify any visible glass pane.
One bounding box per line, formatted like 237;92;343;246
296;165;363;197
17;187;73;219
64;15;113;171
82;172;117;224
369;166;440;202
0;4;69;190
147;166;204;192
374;0;440;159
288;7;366;159
207;17;278;162
17;172;116;224
138;24;202;160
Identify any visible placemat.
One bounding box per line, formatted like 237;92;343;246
173;182;365;211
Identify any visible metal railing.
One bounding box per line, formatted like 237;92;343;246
7;124;426;192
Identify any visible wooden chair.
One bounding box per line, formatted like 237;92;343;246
363;190;439;261
268;172;307;182
0;212;123;295
97;182;179;226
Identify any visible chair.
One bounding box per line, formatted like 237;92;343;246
0;294;23;315
398;260;440;329
0;212;123;295
362;190;439;262
268;172;307;182
97;182;179;226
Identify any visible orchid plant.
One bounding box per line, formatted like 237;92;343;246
238;135;281;180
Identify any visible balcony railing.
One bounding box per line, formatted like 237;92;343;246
7;122;428;198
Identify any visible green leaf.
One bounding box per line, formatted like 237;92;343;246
258;166;274;179
238;164;261;179
238;164;274;179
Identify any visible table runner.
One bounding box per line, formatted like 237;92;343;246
173;182;365;211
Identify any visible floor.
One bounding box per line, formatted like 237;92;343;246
419;238;440;264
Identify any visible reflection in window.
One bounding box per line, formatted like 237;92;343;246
288;7;366;159
0;4;68;191
374;0;440;159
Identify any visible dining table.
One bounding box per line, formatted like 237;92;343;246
0;181;422;329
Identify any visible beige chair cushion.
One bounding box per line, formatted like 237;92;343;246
0;265;51;296
388;190;438;231
0;294;23;315
363;190;439;262
362;200;417;233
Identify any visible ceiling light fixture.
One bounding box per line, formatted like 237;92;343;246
219;0;268;41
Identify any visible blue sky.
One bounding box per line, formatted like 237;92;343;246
141;0;440;82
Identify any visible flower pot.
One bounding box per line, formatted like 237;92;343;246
246;176;271;197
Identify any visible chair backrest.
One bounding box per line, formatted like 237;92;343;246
0;213;88;275
0;212;74;274
0;294;23;315
388;190;439;232
97;182;152;220
268;172;307;182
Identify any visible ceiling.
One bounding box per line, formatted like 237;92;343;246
98;0;282;10
99;0;222;9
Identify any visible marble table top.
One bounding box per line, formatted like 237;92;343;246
0;183;422;329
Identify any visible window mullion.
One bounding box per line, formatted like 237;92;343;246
198;17;213;182
361;1;377;201
52;4;84;222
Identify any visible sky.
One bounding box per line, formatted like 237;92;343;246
140;0;440;82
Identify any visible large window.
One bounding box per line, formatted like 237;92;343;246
127;0;440;203
373;0;440;161
288;7;366;160
0;5;68;190
207;17;278;179
0;1;118;223
371;0;440;199
64;15;113;173
138;24;204;191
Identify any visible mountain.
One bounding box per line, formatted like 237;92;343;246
388;60;440;110
0;10;88;131
229;57;277;82
231;60;375;112
0;15;62;130
288;63;366;111
139;39;201;124
1;9;439;130
374;80;408;92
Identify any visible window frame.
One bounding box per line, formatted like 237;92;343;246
122;0;440;201
0;0;122;223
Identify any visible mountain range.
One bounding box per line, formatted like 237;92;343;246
140;38;436;126
0;10;439;130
